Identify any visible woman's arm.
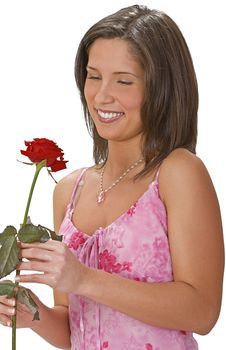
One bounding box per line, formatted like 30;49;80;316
29;295;70;349
17;150;224;335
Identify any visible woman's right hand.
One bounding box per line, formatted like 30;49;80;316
0;295;15;327
0;289;42;328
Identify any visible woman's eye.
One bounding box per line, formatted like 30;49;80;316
118;80;133;85
87;75;101;80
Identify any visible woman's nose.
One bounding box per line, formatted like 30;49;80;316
94;82;115;105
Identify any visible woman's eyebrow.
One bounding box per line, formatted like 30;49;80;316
86;66;139;78
86;65;98;70
113;71;139;78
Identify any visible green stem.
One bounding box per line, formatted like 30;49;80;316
12;160;46;350
22;161;46;226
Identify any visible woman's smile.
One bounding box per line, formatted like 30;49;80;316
96;108;125;123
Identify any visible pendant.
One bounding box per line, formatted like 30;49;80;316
97;190;105;204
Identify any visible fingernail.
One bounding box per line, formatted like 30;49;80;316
15;276;20;282
7;321;11;327
8;299;15;306
8;308;15;315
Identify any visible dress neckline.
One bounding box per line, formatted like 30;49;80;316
70;178;158;238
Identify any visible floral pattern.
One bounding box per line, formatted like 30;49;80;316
146;344;154;350
127;202;137;216
68;231;86;250
99;249;132;273
60;168;199;350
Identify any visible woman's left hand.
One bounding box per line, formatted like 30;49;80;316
16;241;87;294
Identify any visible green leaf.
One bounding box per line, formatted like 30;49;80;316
49;229;62;242
18;223;49;243
0;280;16;298
17;287;39;321
18;223;62;243
0;282;40;321
0;235;19;278
0;226;17;244
38;225;62;242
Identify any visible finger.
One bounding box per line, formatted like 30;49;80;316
20;240;63;251
0;296;16;307
0;315;12;327
16;260;54;273
0;302;16;317
20;247;53;261
15;273;52;287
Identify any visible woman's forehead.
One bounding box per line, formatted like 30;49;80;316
87;38;143;75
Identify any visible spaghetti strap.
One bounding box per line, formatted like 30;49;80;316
68;167;88;216
154;166;161;183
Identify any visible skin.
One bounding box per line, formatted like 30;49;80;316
85;38;144;146
0;38;224;347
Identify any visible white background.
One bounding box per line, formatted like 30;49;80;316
0;0;225;349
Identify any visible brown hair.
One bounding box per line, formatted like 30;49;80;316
74;4;198;178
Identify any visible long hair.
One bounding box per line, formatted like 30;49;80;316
74;5;198;178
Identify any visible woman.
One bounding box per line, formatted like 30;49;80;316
0;5;224;350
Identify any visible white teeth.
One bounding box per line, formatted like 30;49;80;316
97;110;124;119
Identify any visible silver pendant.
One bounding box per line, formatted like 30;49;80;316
97;190;105;204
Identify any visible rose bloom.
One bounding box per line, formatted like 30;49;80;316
21;138;68;172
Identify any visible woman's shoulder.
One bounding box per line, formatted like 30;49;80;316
161;147;209;176
161;147;203;170
53;167;88;207
55;168;83;192
159;148;212;203
53;167;95;230
53;165;98;202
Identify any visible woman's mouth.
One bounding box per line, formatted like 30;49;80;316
96;109;125;123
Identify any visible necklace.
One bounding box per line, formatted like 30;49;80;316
97;158;144;204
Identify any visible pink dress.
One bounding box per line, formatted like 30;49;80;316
59;167;198;350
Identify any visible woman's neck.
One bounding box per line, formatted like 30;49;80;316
104;137;144;179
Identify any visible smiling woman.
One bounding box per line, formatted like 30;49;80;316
84;38;144;142
75;7;199;177
0;2;224;350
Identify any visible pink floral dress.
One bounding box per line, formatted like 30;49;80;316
59;167;198;350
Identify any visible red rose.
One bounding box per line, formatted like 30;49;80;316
21;138;68;172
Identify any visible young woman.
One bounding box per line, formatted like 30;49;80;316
0;5;224;350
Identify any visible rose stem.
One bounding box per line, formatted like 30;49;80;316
12;160;46;350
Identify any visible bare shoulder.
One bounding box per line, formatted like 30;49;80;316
53;169;82;206
53;168;85;231
160;147;207;178
53;165;98;210
158;148;215;204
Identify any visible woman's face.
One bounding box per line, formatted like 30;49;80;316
84;38;144;143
